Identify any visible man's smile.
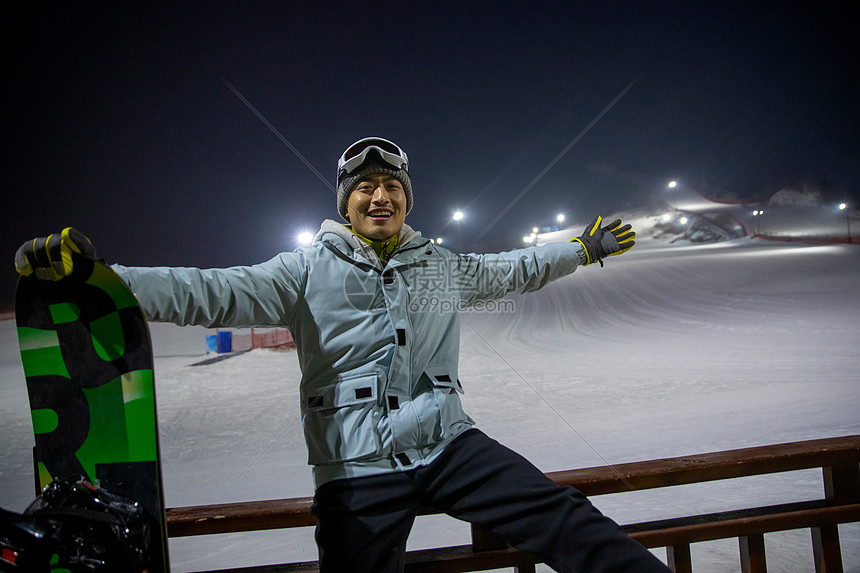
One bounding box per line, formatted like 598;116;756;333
367;208;394;220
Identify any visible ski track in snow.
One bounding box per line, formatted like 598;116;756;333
1;231;859;572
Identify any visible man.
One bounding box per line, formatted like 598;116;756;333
16;137;670;572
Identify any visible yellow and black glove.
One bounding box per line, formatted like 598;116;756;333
571;215;635;267
14;227;96;280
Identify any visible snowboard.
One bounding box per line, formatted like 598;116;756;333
15;255;170;572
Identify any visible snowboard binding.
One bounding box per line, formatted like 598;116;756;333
0;478;153;572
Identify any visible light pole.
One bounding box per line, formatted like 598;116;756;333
840;203;851;243
752;210;764;236
452;211;464;252
667;180;678;210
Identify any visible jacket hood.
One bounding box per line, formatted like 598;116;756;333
313;219;425;266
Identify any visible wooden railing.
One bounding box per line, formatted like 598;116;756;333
166;435;860;572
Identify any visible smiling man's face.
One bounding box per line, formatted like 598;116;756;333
345;173;407;241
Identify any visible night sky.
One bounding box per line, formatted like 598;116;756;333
5;1;858;306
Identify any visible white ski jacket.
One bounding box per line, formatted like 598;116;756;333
113;221;585;487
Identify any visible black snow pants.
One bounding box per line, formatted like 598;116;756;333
311;429;670;573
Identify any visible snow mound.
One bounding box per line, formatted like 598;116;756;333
767;188;821;207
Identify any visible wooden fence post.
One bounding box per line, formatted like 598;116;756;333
740;534;767;573
812;463;860;572
667;544;692;573
469;523;508;552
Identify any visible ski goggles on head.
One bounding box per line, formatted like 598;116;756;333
337;137;409;184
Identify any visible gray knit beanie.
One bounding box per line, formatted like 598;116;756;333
337;161;413;220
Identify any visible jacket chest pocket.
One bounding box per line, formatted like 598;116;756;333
302;373;382;465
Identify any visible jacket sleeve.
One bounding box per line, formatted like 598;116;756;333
453;241;585;305
112;251;306;328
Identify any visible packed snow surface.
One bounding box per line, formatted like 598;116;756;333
1;211;858;571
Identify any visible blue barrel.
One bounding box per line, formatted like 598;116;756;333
205;335;218;353
217;331;233;353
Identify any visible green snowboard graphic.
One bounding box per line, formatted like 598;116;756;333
15;255;169;572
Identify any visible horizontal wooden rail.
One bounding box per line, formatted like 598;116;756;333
168;435;860;572
626;501;860;547
168;497;315;537
395;502;860;573
548;434;860;495
167;435;860;537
